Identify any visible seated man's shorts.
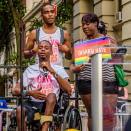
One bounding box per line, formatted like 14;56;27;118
22;100;46;124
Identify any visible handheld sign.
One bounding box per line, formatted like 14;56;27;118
74;37;111;65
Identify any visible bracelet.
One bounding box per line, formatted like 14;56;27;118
53;72;59;79
26;91;30;96
29;50;35;55
31;49;35;54
24;90;27;97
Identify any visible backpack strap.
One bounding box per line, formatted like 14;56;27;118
36;28;40;44
60;28;64;44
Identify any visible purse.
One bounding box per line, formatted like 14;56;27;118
114;65;129;87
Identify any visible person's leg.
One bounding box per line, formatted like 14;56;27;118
125;115;131;131
80;94;91;131
54;127;60;131
0;112;2;131
103;94;117;131
42;93;56;131
16;106;27;131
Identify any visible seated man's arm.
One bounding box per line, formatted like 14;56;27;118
54;76;72;95
50;72;72;95
12;83;21;96
41;62;72;95
12;83;46;100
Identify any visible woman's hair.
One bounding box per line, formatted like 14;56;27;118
82;13;107;35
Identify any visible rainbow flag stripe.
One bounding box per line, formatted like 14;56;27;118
74;37;111;65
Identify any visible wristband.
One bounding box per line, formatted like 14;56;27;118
31;49;35;54
29;50;35;55
24;90;27;97
53;73;59;79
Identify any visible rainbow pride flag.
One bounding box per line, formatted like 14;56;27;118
74;37;111;65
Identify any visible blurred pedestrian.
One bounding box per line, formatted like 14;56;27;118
117;87;128;113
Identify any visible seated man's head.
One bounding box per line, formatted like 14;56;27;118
38;40;52;61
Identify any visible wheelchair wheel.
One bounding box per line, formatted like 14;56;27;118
62;105;82;131
49;123;54;131
49;127;55;131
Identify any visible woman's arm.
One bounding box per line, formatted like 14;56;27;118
119;87;128;100
107;34;118;53
70;47;85;73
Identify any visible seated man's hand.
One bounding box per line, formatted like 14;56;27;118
40;61;54;74
29;88;47;100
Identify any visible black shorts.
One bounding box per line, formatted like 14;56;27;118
19;100;46;124
77;80;118;95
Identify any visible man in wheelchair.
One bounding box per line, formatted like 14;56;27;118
12;40;72;131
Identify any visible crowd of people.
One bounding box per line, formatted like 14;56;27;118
7;2;130;131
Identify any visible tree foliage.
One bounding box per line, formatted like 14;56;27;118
8;52;18;65
55;1;73;29
30;18;43;31
0;0;13;52
0;0;25;53
0;75;7;97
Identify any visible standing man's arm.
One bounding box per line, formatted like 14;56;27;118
24;30;37;58
58;30;72;60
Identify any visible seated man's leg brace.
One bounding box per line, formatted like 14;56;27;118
34;112;41;120
40;115;53;125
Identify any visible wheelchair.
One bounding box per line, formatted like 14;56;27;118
5;89;82;131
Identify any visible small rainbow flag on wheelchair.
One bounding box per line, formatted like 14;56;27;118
74;37;111;65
